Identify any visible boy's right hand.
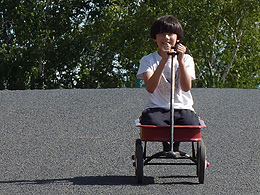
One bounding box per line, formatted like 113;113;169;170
160;46;171;64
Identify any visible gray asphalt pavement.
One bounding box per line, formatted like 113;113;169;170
0;88;259;195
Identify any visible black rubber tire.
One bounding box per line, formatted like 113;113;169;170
197;140;206;184
135;139;143;184
196;141;201;177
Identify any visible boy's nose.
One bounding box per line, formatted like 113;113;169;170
164;34;171;40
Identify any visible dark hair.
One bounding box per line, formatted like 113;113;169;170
150;15;183;41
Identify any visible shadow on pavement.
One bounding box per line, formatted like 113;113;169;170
0;175;155;186
0;175;200;185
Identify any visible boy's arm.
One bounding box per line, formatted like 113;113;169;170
143;54;169;93
176;43;192;92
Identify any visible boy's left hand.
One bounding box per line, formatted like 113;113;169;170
176;42;186;62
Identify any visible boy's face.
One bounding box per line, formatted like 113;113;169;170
154;32;178;53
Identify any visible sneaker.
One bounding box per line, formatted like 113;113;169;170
163;142;180;152
173;142;180;152
162;142;170;152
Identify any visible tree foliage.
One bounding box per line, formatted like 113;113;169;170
0;0;259;90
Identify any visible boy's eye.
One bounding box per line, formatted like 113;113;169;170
163;32;173;35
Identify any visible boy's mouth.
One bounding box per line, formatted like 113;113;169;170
162;41;171;44
162;42;171;48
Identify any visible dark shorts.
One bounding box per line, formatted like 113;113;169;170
140;108;200;126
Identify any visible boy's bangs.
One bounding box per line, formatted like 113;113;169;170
158;20;178;34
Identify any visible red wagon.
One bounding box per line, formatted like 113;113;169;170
132;120;209;184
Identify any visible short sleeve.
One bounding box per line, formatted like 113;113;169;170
136;55;155;79
184;55;196;80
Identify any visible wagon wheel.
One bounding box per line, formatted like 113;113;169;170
135;139;144;183
196;142;200;177
197;140;206;184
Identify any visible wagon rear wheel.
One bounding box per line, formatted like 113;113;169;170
197;140;206;184
135;139;144;183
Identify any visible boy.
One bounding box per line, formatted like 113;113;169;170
137;15;200;152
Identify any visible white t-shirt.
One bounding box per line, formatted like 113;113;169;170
137;52;195;111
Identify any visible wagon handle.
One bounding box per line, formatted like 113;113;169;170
169;51;176;152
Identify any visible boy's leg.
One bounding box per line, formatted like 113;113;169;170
140;108;170;126
140;108;200;126
174;109;200;125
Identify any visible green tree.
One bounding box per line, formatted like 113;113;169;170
1;0;259;89
181;0;260;88
0;0;93;89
